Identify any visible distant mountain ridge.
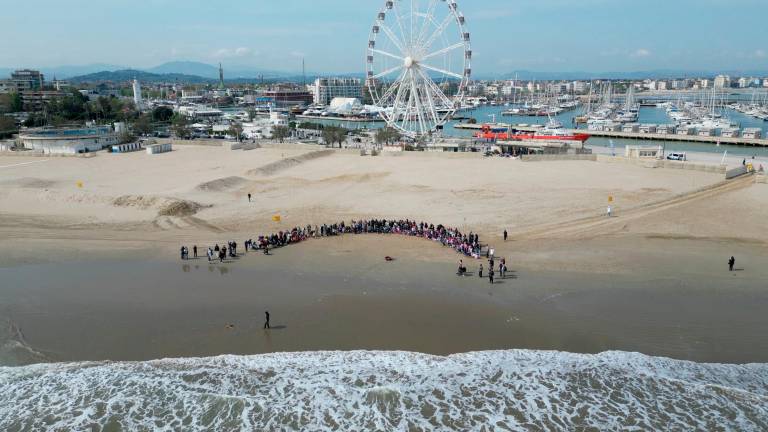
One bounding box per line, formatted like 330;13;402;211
4;61;766;83
68;69;214;84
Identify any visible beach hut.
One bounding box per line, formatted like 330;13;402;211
111;142;143;153
146;143;172;155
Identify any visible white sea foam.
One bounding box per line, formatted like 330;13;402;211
1;350;767;431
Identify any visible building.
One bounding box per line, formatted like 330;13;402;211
313;77;362;106
700;79;710;89
20;90;64;112
572;81;588;93
0;69;45;94
0;80;18;94
738;77;751;88
19;126;119;154
132;79;144;111
714;75;731;89
625;145;662;159
259;88;314;108
763;79;768;88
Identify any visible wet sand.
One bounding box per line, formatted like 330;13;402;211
2;235;767;366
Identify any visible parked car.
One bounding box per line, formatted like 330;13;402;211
667;152;687;161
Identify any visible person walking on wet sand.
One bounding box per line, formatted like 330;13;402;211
193;245;198;259
489;268;494;284
503;229;508;242
248;193;252;202
478;264;483;278
264;311;271;329
729;256;736;272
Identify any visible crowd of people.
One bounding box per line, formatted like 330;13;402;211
180;219;490;264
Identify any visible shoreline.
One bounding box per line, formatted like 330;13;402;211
1;145;767;367
2;235;768;366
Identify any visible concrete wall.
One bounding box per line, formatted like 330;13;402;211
521;154;598;162
597;155;727;174
725;166;750;179
21;136;118;154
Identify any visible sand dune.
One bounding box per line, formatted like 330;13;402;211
247;150;334;176
195;176;248;192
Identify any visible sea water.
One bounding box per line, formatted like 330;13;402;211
1;350;767;430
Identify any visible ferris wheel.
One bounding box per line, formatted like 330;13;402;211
366;0;471;139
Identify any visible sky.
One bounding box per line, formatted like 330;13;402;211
1;0;766;75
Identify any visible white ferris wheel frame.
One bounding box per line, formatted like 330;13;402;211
366;0;472;139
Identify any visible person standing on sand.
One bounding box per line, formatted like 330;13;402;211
248;193;252;202
489;268;494;284
264;311;271;329
478;264;483;278
193;245;198;259
607;206;612;218
503;230;508;241
729;256;736;272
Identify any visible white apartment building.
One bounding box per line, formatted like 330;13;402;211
714;75;731;89
313;77;362;106
572;81;588;93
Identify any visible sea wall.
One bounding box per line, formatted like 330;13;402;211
521;154;597;162
596;155;727;174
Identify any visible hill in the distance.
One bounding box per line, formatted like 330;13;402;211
68;69;214;84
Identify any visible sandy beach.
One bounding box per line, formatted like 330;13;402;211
1;143;768;366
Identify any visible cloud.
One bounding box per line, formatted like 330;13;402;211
631;48;651;58
755;49;766;58
213;47;254;58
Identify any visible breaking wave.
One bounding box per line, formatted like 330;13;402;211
1;350;767;431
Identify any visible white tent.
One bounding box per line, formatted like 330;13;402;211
328;98;363;115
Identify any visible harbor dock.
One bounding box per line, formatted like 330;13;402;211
454;123;768;147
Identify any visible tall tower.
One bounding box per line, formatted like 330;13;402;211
132;79;144;111
218;63;225;90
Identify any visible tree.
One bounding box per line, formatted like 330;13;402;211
228;123;244;142
272;125;290;143
375;127;402;145
10;93;22;112
171;115;192;139
0;94;12;114
0;116;17;138
132;114;153;136
322;126;348;148
118;129;136;145
152;106;174;123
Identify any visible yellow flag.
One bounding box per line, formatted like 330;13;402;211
76;181;83;188
272;215;281;222
608;195;614;203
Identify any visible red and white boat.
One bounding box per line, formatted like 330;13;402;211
474;120;591;143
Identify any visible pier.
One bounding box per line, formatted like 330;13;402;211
454;123;768;147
